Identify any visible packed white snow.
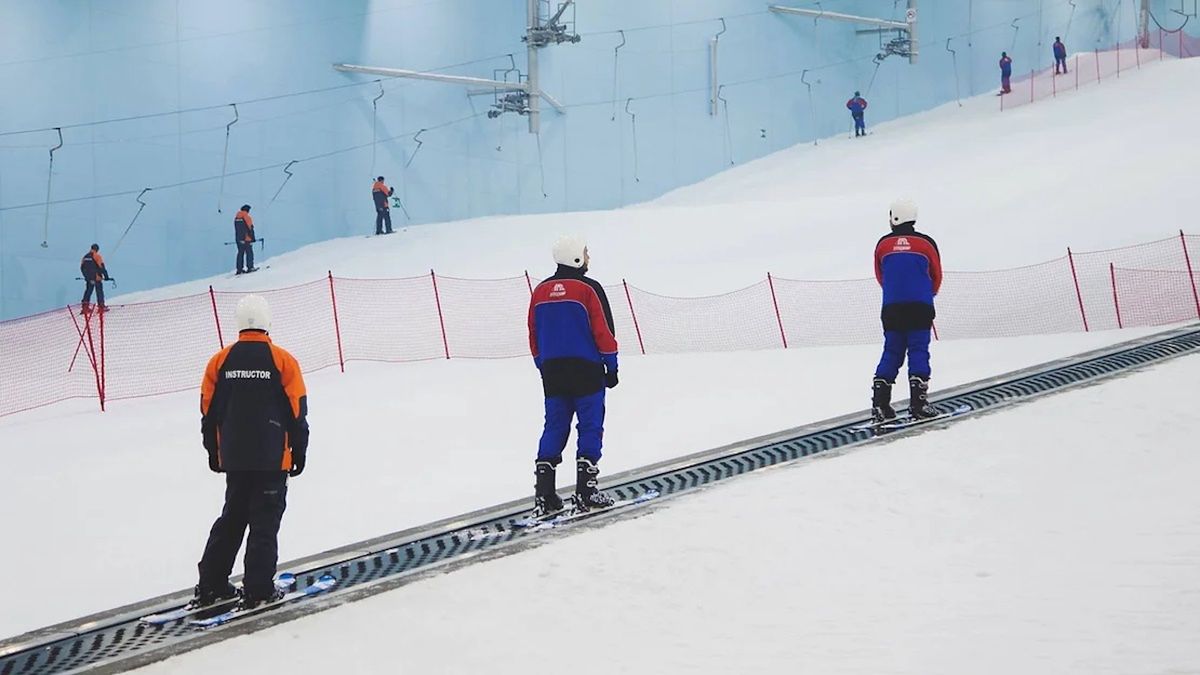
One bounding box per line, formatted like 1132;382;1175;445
0;50;1195;652
133;353;1200;675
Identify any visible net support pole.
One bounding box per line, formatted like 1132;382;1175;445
328;272;346;372
622;279;646;355
1067;248;1090;332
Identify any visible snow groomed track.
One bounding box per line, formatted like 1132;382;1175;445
2;325;1198;675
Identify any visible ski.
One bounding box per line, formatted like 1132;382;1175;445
189;573;337;629
518;490;661;531
140;574;296;626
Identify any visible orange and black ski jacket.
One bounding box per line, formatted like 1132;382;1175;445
80;251;108;282
201;331;308;472
234;210;255;243
371;180;394;209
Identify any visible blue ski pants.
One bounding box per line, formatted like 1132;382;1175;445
853;113;865;132
875;329;932;381
538;389;605;463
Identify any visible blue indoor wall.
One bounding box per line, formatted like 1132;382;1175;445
0;0;1178;319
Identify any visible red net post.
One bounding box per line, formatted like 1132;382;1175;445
1030;69;1035;103
84;312;103;410
1181;230;1200;320
99;307;107;410
209;285;224;349
68;308;97;375
1110;263;1124;329
766;273;789;349
1067;248;1090;332
623;279;646;355
1075;54;1080;89
524;271;534;295
1116;42;1121;77
1052;67;1057;97
931;321;940;341
1095;48;1101;83
431;270;450;359
327;272;345;373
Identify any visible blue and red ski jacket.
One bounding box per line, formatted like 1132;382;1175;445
528;266;618;397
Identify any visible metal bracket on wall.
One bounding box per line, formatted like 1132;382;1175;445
217;103;238;214
710;18;726;116
771;1;919;63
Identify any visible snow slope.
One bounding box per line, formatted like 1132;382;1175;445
0;48;1193;644
135;354;1200;675
0;329;1162;638
110;56;1200;302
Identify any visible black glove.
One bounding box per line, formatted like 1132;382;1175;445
605;369;619;389
289;448;306;477
207;449;223;473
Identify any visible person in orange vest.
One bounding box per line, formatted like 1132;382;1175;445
372;176;394;236
79;243;112;313
234;205;257;274
194;295;309;611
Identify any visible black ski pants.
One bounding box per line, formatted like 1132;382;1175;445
197;471;288;600
236;242;255;272
375;206;392;235
82;280;104;306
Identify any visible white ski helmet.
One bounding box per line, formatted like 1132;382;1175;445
889;198;918;227
236;294;272;333
552;235;588;269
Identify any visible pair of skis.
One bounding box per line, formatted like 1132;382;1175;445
461;490;661;541
852;403;972;433
139;572;338;629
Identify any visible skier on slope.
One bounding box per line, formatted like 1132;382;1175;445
192;295;309;612
999;52;1013;94
871;198;943;423
372;176;395;236
233;205;257;275
846;91;869;137
527;236;619;516
79;243;112;313
1053;37;1069;74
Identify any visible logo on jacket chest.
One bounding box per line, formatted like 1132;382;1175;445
549;283;567;298
893;237;912;251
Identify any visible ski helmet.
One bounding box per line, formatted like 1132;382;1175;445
235;294;272;333
552;236;588;269
889;198;918;227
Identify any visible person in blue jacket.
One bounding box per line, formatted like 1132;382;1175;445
846;91;868;137
999;52;1013;94
527;236;619;516
1053;37;1068;74
872;198;943;423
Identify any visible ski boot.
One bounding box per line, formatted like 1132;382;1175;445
237;587;285;611
187;582;240;610
908;375;938;420
871;377;897;424
574;458;615;512
532;460;564;518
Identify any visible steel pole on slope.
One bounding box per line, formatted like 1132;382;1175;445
1179;230;1200;321
527;0;540;134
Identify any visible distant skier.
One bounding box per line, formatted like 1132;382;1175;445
372;176;394;236
871;198;943;423
79;243;111;313
1053;37;1068;74
194;295;309;612
846;91;869;137
527;236;619;516
999;52;1013;94
234;205;257;274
